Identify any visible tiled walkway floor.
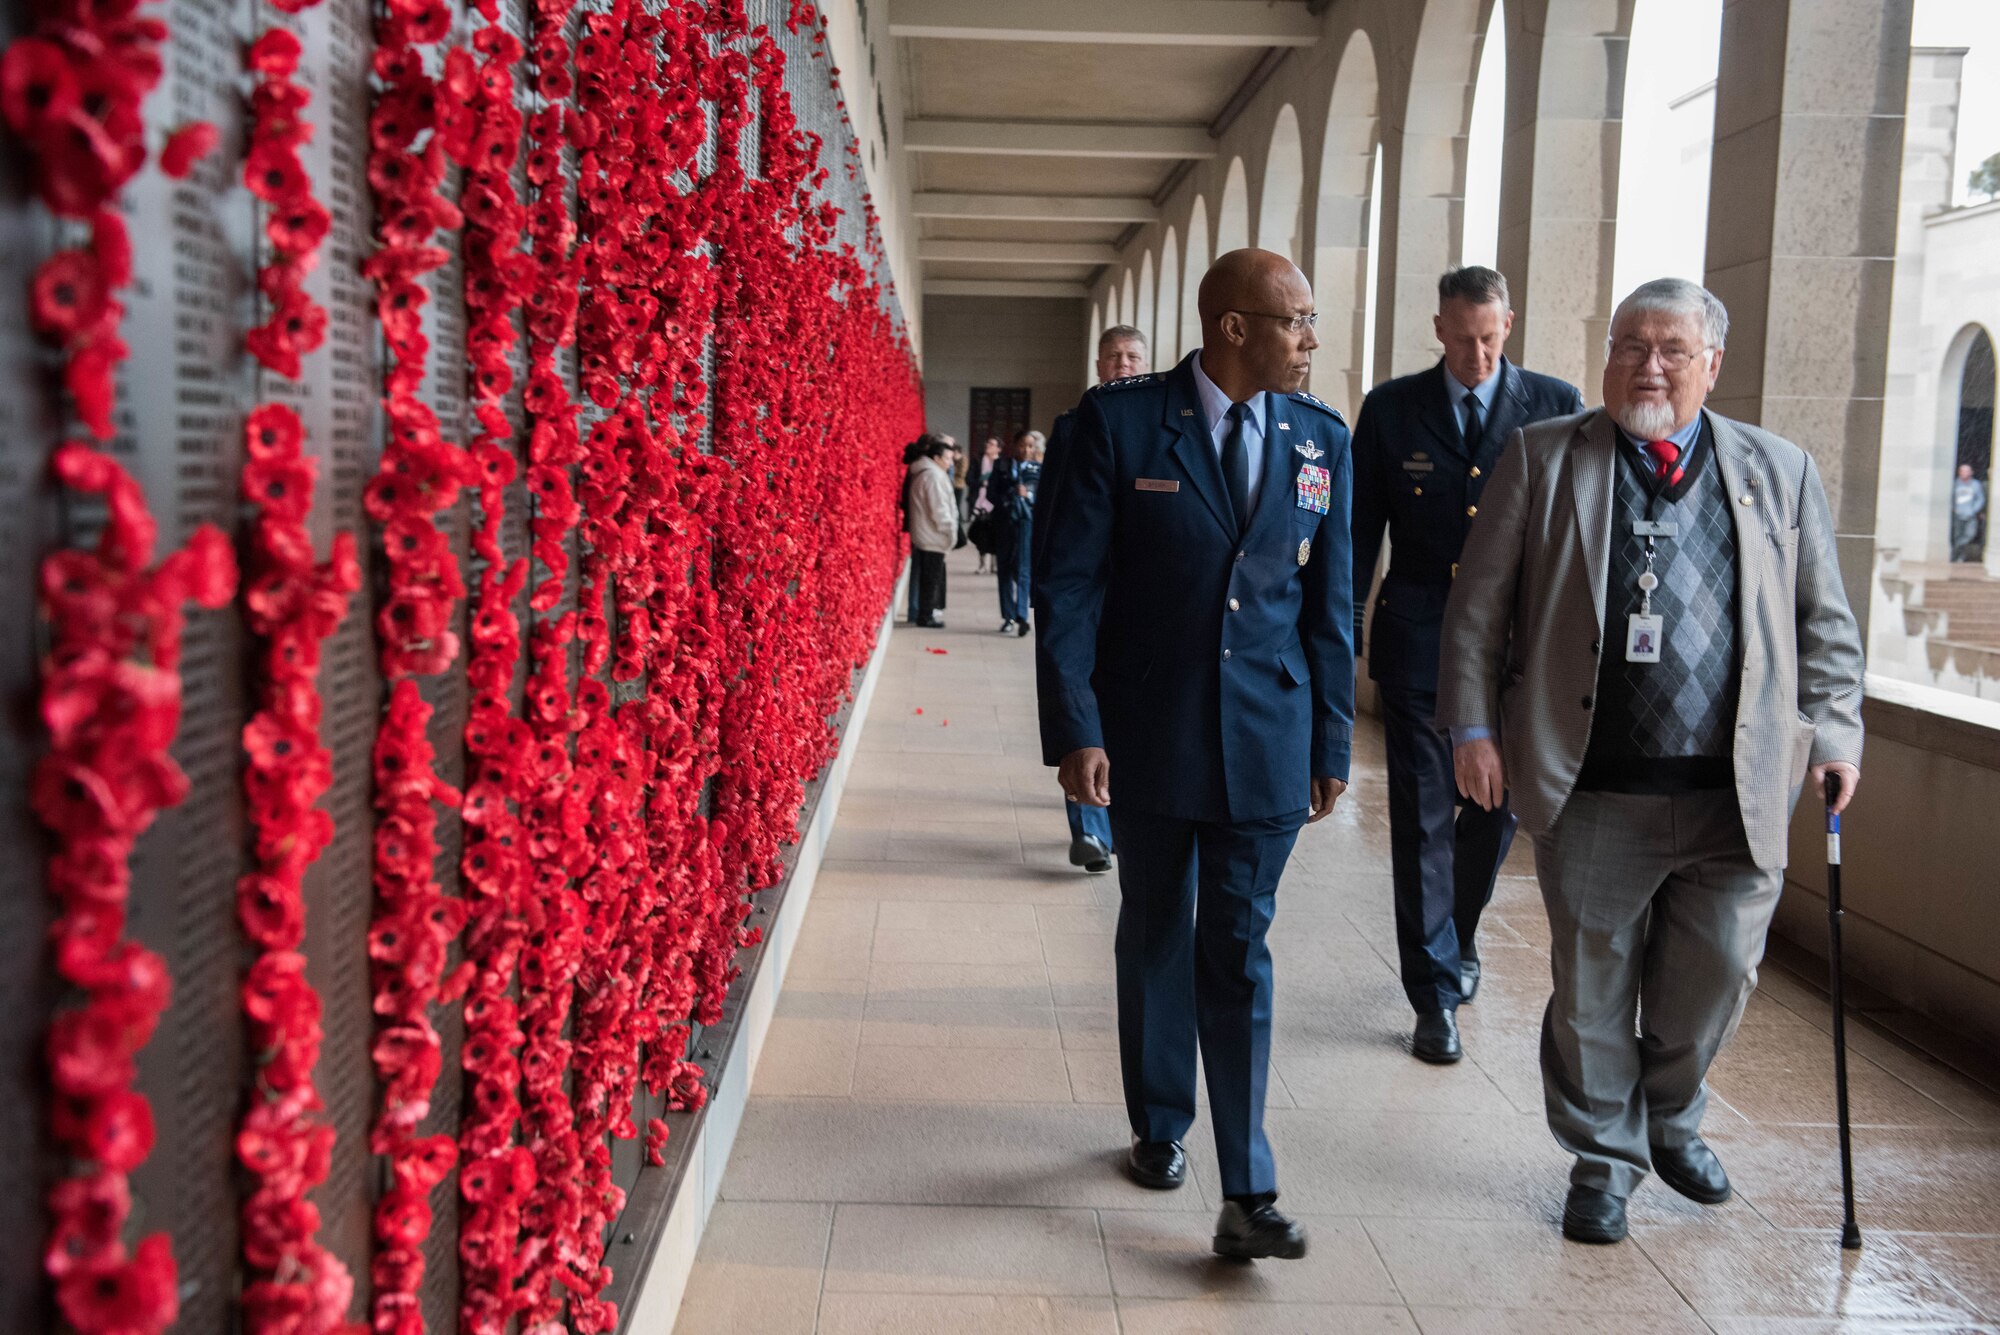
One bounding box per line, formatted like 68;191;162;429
675;548;2000;1335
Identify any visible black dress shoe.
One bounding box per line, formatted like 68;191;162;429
1458;957;1482;1004
1412;1010;1462;1064
1015;619;1031;638
1213;1200;1308;1260
1561;1185;1628;1244
1126;1139;1186;1190
1651;1137;1732;1204
1068;834;1112;874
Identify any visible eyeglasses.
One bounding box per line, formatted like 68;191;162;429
1231;310;1319;335
1606;339;1712;371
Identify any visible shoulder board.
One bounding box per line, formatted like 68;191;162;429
1288;390;1346;423
1097;373;1161;393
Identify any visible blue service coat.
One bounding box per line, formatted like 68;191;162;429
1351;359;1583;691
1036;352;1356;823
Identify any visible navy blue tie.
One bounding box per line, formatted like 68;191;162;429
1220;401;1252;533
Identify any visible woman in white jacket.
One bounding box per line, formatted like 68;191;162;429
906;435;959;628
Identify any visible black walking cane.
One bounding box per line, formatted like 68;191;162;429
1824;774;1863;1250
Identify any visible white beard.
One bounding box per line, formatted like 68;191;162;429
1614;399;1682;440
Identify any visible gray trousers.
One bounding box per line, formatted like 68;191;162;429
1533;788;1782;1197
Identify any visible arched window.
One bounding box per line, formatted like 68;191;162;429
1136;250;1156;368
1260;106;1306;263
1182;201;1209;362
1218;159;1250;255
1087;303;1103;382
1311;31;1382;412
1460;0;1505;269
1395;0;1490;374
1157;227;1181;366
1121;269;1136;334
1952;327;1995;563
1611;0;1723;302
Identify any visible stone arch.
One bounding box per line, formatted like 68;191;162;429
1259;105;1307;264
1136;250;1157;368
1182;201;1211;363
1218;158;1251;256
1121;269;1137;333
1941;324;1996;563
1462;0;1505;268
1158;226;1181;366
1496;0;1641;388
1088;301;1103;382
1390;0;1490;375
1312;29;1384;412
1610;0;1722;302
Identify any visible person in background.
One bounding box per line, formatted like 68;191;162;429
1951;462;1987;563
905;435;958;629
902;431;954;622
1349;266;1584;1065
966;437;1004;574
1437;278;1864;1247
1034;324;1152;873
988;429;1040;637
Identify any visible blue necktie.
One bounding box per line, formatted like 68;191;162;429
1221;401;1252;532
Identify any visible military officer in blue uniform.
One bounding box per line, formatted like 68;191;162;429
1038;249;1353;1262
1350;265;1583;1064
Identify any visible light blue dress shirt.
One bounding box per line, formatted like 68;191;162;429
1192;351;1268;512
1442;362;1503;437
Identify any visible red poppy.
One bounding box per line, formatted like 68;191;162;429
55;1234;178;1335
157;120;216;178
30;248;109;340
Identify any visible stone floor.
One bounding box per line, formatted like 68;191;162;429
672;548;2000;1335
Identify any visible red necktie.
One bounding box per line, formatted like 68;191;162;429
1645;439;1684;487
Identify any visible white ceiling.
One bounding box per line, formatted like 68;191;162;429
890;0;1321;298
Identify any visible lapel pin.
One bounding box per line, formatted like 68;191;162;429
1180;408;1195;418
1277;421;1292;431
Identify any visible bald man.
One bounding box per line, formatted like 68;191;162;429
1037;249;1355;1260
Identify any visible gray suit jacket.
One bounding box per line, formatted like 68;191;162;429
1435;408;1864;869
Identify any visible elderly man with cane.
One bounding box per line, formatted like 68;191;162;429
1437;278;1864;1245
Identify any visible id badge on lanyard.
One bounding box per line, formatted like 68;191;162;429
1628;518;1676;664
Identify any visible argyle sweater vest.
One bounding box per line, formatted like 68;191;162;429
1577;419;1740;793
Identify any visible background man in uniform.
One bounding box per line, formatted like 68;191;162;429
1351;266;1584;1064
1033;323;1151;874
1038;249;1353;1261
1437;278;1864;1246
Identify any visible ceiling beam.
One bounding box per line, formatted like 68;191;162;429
904;119;1215;159
926;279;1090;299
920;239;1120;265
913;192;1158;224
888;0;1320;47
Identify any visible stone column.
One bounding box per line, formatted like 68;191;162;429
1703;0;1915;633
1496;0;1631;391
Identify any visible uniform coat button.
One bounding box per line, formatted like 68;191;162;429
1235;551;1246;563
1466;505;1478;517
1222;649;1232;661
1228;598;1240;612
1470;466;1482;478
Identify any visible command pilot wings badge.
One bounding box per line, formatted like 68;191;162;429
1293;440;1324;461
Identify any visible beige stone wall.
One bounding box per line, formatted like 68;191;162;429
919;294;1090;450
822;0;924;353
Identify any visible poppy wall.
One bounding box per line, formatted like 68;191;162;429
0;0;921;1329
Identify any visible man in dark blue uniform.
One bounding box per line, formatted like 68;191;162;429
1038;249;1353;1261
1350;265;1583;1064
1034;324;1150;874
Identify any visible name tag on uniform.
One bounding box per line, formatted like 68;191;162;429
1134;478;1180;493
1296;463;1331;514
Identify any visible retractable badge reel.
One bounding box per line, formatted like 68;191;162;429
1627;520;1673;663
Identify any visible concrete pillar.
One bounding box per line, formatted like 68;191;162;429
1496;0;1631;391
1703;0;1914;633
